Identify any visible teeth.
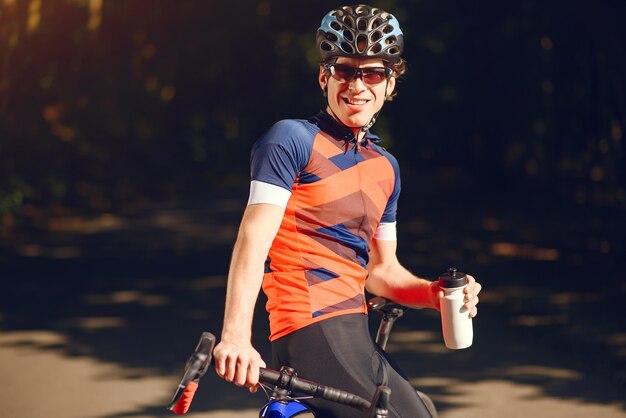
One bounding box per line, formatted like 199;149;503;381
345;98;368;105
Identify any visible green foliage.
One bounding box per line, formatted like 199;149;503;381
0;178;32;228
0;0;624;228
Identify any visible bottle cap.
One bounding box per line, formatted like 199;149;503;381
438;268;467;288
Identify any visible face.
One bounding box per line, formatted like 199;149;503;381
319;56;395;131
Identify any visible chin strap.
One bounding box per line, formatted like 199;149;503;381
360;111;379;132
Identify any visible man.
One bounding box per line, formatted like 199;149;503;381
213;5;481;417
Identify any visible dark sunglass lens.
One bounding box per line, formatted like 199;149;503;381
362;69;387;84
333;65;357;82
330;65;388;84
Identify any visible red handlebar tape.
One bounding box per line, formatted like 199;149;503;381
171;381;199;414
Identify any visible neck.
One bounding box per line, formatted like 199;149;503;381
325;105;367;141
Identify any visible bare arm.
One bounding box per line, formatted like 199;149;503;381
213;203;285;392
366;238;481;315
366;238;440;309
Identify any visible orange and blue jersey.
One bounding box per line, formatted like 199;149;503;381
250;110;401;341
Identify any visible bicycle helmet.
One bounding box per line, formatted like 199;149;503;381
317;4;404;64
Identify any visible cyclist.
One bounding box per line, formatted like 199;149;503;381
213;5;482;417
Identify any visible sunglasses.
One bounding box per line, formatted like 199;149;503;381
324;64;392;85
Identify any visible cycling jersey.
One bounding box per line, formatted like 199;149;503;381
249;110;401;340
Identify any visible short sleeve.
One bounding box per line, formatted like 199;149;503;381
250;119;314;191
380;152;401;223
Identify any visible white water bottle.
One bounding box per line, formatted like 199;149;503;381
438;268;473;349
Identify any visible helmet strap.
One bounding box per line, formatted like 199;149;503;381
323;76;390;141
360;79;389;132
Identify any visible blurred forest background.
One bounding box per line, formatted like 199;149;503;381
1;0;624;230
1;1;626;417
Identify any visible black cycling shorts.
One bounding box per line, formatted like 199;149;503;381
271;313;433;418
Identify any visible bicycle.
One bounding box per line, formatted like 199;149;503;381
167;297;438;417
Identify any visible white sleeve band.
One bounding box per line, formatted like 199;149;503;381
374;221;397;241
247;180;292;208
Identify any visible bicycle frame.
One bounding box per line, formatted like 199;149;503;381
260;399;310;417
368;296;409;350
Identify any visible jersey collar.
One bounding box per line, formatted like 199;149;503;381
309;110;382;145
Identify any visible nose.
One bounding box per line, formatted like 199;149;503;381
348;73;366;91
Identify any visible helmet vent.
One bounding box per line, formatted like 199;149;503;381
370;30;382;42
385;35;396;45
330;21;341;31
370;43;382;54
357;18;367;31
371;18;383;30
326;33;338;42
356;35;367;53
343;30;354;42
383;24;394;34
355;5;368;16
341;41;354;54
320;41;333;52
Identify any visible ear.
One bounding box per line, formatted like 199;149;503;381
385;76;396;100
318;66;328;95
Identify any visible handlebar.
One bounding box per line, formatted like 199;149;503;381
167;332;385;416
259;367;371;410
167;332;215;414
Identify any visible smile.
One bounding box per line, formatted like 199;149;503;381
342;98;370;105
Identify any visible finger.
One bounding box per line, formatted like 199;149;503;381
245;369;258;393
248;358;260;388
247;360;260;393
465;284;480;300
234;357;249;387
469;306;478;318
214;349;225;378
248;355;266;392
433;290;443;311
465;296;479;311
464;280;481;297
473;282;482;295
224;355;236;382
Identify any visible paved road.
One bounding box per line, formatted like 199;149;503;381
1;191;624;418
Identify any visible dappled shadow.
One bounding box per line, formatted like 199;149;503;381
1;182;625;417
382;287;626;414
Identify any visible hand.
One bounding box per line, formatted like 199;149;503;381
429;280;443;311
463;275;481;317
213;338;266;393
432;274;482;318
